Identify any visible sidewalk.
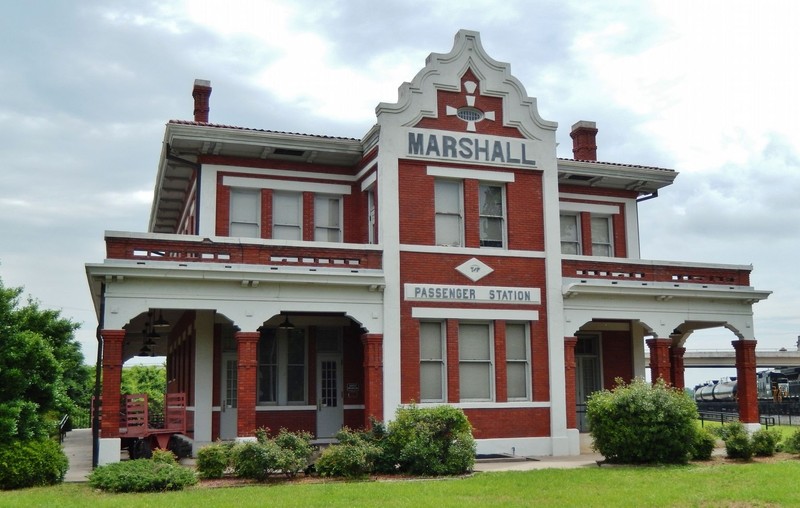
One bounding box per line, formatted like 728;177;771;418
473;434;603;472
63;428;93;482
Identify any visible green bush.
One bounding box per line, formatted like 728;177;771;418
151;448;177;464
380;405;475;475
782;428;800;453
587;378;697;464
231;441;285;481
0;438;68;490
231;429;313;480
272;428;314;476
88;458;197;492
751;428;780;457
719;422;753;460
315;428;382;478
690;427;717;461
196;442;234;479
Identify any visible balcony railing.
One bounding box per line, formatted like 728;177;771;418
562;258;751;286
105;232;383;270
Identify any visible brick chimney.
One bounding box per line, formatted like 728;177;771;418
192;79;212;123
570;120;598;161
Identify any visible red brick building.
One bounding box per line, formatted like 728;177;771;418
86;30;770;462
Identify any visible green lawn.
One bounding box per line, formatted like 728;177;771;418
5;460;800;508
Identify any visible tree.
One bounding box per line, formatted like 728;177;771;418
121;365;167;416
0;278;87;440
15;298;91;412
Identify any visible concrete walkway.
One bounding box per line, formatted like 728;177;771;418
62;428;603;481
63;428;94;482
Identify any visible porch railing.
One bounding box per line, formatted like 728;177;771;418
105;232;383;270
562;259;751;286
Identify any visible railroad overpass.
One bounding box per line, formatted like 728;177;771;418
645;349;800;368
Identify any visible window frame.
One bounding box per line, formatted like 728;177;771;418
257;328;308;406
272;191;303;240
367;186;377;244
590;215;613;257
478;182;506;248
458;321;495;402
505;322;531;401
434;179;464;247
229;187;261;238
419;321;446;403
560;213;582;255
314;194;343;242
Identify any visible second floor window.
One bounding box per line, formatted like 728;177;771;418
435;179;463;247
273;191;302;240
560;214;580;254
314;195;342;242
591;216;613;256
230;188;261;238
479;183;505;248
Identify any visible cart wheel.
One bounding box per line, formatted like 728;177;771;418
132;438;152;459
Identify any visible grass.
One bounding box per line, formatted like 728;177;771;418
6;459;800;507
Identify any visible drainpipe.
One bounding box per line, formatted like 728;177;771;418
92;282;106;469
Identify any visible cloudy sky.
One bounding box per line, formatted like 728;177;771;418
1;1;798;387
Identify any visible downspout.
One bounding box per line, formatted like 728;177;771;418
165;143;202;234
91;282;106;469
635;191;658;258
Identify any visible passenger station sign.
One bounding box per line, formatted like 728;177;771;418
404;284;541;304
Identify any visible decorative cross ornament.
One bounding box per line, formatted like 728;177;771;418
445;80;495;132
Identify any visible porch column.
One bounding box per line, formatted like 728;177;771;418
100;329;126;437
733;339;759;424
361;333;384;427
646;338;673;385
235;331;260;437
564;337;578;429
669;346;686;390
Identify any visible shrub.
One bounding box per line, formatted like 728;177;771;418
315;428;382;478
751;428;780;457
196;442;234;479
720;422;753;460
231;441;285;481
380;405;475;475
231;429;313;480
690;427;717;461
587;378;697;464
273;428;314;476
0;438;68;490
88;458;197;492
151;448;177;464
782;428;800;453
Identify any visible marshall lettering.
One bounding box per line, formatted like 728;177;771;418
408;131;536;166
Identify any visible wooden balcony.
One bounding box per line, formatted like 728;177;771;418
562;258;752;287
104;232;383;270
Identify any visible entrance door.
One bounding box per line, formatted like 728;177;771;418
220;352;238;440
315;327;343;439
575;335;601;432
317;353;343;439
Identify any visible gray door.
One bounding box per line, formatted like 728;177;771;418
575;335;601;432
220;352;238;440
